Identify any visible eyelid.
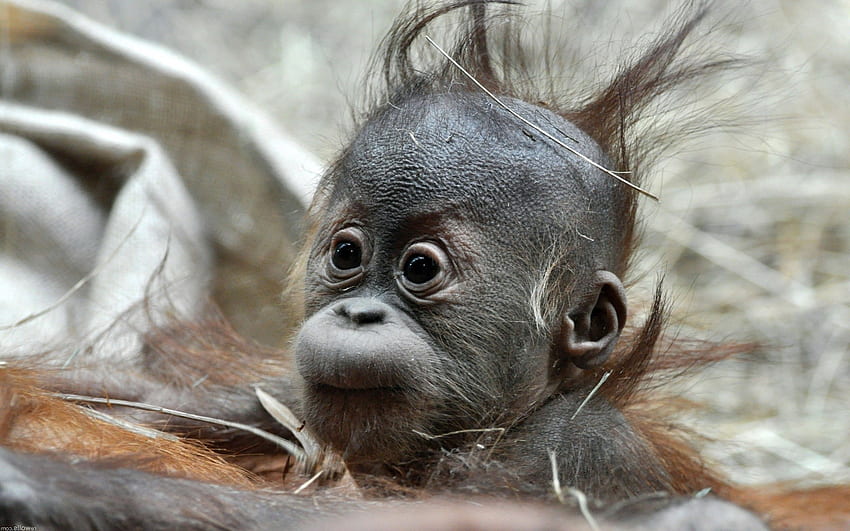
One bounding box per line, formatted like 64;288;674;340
323;226;370;288
396;241;453;301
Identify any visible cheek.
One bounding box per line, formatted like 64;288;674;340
434;290;554;404
428;289;539;356
422;307;551;392
480;338;554;418
301;273;333;316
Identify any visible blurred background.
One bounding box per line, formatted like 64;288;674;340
55;0;850;488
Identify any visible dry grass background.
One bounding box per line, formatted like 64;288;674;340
60;0;849;488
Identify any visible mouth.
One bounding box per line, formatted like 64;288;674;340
294;305;437;393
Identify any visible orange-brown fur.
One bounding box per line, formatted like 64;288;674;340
0;367;255;488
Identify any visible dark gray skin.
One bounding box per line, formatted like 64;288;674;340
295;91;631;472
0;93;765;528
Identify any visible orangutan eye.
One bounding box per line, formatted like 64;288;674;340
332;240;362;271
403;254;439;285
325;227;370;287
397;242;451;300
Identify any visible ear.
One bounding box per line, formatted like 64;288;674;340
559;271;627;369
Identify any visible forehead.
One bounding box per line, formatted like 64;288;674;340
327;92;613;233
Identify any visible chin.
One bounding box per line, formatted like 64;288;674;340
302;383;437;464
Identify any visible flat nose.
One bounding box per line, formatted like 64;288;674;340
333;298;388;325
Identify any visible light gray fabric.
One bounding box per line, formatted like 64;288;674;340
0;0;320;361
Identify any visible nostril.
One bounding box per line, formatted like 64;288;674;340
336;299;387;325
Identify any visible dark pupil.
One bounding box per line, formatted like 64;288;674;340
332;241;361;270
404;254;439;285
